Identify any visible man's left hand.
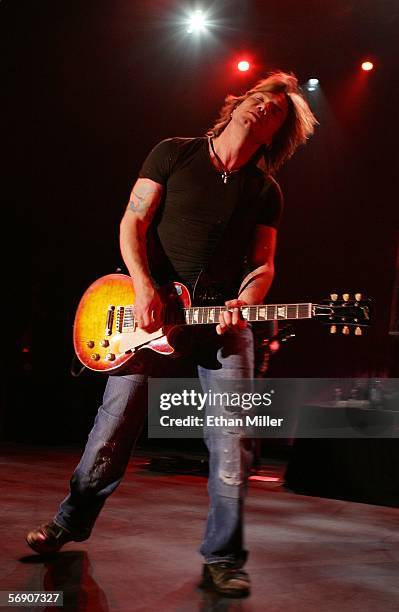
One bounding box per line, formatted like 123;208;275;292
216;299;248;335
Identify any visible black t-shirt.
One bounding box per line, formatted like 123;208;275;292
139;137;283;290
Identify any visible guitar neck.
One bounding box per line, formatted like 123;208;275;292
182;303;313;325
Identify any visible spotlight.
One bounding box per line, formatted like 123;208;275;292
306;78;319;92
237;60;250;72
186;9;207;33
361;61;374;71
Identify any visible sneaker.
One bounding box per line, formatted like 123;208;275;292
26;522;75;554
201;562;251;597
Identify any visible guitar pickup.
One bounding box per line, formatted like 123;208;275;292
105;305;115;336
116;306;124;333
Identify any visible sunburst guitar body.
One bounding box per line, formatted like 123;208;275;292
73;274;190;373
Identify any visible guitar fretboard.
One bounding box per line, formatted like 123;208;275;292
121;303;313;329
182;303;313;325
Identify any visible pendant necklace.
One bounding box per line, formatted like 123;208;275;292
209;137;239;184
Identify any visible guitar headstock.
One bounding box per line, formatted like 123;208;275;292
313;292;372;335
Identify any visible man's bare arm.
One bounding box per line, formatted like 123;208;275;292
119;177;164;329
216;225;277;334
238;225;277;304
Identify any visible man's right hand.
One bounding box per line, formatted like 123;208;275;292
133;282;164;332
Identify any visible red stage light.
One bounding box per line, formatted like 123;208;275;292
361;61;374;71
269;340;280;352
237;60;250;72
249;475;281;482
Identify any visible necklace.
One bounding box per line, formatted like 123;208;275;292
209;137;240;184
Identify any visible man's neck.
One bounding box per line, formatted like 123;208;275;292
210;123;263;172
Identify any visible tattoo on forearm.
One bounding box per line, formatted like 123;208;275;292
128;188;156;213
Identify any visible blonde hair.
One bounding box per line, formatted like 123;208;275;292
206;71;318;174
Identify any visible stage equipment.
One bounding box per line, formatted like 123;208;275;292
186;9;207;33
361;61;374;71
237;61;250;72
254;324;296;378
306;78;319;91
285;406;399;507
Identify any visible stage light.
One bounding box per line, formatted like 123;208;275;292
269;340;280;352
249;475;281;482
361;61;374;71
186;9;207;33
237;60;250;72
306;78;319;92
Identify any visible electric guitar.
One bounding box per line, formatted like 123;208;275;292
73;274;371;373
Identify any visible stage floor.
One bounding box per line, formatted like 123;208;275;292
1;445;398;611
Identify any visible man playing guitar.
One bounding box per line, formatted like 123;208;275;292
27;71;317;597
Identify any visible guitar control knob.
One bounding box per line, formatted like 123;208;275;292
355;326;362;336
355;293;362;302
91;353;100;361
342;326;350;335
342;293;350;302
100;339;110;347
105;353;116;361
330;325;337;334
87;341;95;348
330;293;338;302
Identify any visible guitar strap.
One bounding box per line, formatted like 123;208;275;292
193;173;274;303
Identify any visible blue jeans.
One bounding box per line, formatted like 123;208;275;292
54;326;255;565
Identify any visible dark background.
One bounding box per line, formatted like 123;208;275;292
2;0;399;444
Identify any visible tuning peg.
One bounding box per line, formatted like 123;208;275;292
330;293;338;301
342;293;350;302
355;293;362;302
342;325;350;335
330;325;337;334
355;326;362;336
